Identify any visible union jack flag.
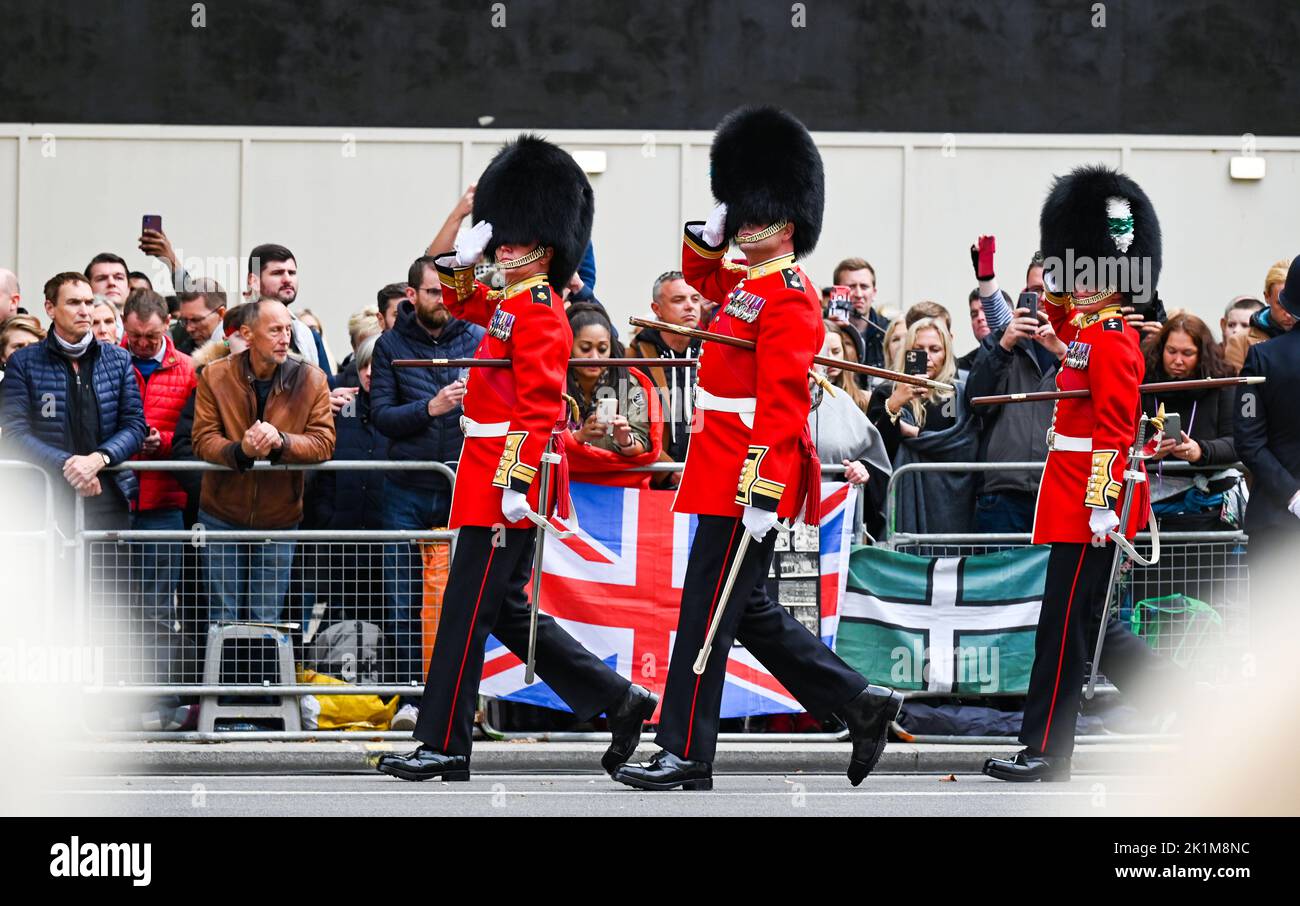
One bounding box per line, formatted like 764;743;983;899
480;481;857;717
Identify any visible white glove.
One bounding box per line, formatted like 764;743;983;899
1089;508;1120;546
701;202;729;247
741;506;778;542
501;488;531;523
453;220;493;267
1289;490;1300;520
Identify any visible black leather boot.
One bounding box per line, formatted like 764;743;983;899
982;748;1072;782
601;683;659;775
612;749;713;791
376;745;471;781
838;684;904;786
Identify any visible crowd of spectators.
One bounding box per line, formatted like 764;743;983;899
1;194;1297;729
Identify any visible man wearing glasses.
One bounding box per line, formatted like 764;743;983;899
173;277;228;355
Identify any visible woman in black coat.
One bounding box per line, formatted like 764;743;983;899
1141;312;1239;531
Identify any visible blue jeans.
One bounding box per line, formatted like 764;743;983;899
129;508;183;683
383;482;451;696
975;491;1037;535
199;509;297;624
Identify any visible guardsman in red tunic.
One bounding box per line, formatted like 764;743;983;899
614;107;903;793
985;165;1162;782
378;136;656;782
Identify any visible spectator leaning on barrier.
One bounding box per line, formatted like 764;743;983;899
85;252;131;313
867;316;979;535
91;298;119;345
0;268;22;317
1141;312;1240;531
1224;259;1294;374
172;277;228;356
191;298;335;623
629;270;702;487
377;282;408;332
833;257;890;371
1221;295;1263;348
0;272;145;531
563;302;662;488
121;288;197;703
244;243;332;378
123;288;197;534
370;254;484;729
1236;254;1300;561
0;314;45;379
963;288;1066;534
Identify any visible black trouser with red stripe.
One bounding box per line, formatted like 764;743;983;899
412;526;629;757
1020;541;1160;757
655;515;868;764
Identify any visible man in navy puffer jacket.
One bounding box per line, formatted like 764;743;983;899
1;272;145;529
370;258;484;727
1;272;146;705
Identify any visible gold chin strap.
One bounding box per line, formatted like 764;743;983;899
735;221;789;244
1069;288;1118;307
498;245;548;269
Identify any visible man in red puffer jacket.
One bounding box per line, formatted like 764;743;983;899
122;289;197;701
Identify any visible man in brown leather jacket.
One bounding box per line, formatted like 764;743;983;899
192;298;335;623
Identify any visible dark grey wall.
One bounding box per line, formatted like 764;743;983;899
2;0;1296;133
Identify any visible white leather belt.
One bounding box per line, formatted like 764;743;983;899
1046;430;1090;453
460;416;566;437
695;388;756;415
461;416;509;438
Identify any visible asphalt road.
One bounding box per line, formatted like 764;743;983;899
44;772;1163;817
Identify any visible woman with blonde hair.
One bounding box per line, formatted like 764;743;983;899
879;314;907;374
0;314;45;374
866;316;979;534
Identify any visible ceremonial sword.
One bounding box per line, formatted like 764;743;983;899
1084;411;1163;700
692;521;793;675
970;375;1264;407
629;317;955;393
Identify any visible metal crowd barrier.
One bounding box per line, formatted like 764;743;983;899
0;460;61;613
880;460;1251;743
34;453;1252;743
59;459;862;741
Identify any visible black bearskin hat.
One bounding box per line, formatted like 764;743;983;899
1039;164;1162;299
711;106;824;259
473;134;595;288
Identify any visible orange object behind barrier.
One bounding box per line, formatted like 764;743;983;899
420;538;452;676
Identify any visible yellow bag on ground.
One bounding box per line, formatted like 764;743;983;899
296;666;399;730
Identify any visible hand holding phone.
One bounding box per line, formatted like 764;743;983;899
904;349;927;376
596;397;618;435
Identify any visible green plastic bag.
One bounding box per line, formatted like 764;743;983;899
1128;594;1223;667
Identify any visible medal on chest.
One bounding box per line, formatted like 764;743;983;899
723;286;766;323
1064;340;1091;370
487;308;516;341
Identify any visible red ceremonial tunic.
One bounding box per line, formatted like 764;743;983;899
1031;296;1150;544
434;262;572;529
673;224;822;523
